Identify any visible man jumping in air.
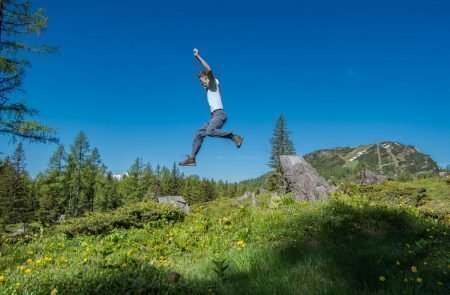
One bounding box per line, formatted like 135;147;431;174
179;49;244;166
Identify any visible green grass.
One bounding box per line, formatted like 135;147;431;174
389;178;450;212
0;179;449;294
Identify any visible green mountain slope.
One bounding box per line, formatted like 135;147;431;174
304;142;439;181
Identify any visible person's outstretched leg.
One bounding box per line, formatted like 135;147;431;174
179;123;208;166
206;110;243;148
192;123;208;158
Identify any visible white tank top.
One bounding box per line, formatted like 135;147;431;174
207;79;223;113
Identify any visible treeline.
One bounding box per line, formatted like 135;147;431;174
0;132;249;227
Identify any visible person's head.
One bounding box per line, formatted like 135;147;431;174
198;71;210;88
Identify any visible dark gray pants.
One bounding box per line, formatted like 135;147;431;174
191;110;233;158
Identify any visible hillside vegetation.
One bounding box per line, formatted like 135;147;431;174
0;177;448;294
304;142;439;181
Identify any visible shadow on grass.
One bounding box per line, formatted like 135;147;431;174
188;202;449;295
19;202;448;295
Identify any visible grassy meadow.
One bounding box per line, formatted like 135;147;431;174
0;177;449;294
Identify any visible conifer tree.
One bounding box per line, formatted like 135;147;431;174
0;0;57;143
119;157;146;203
67;132;90;216
141;162;156;200
159;167;171;196
169;162;182;195
37;145;66;224
268;114;296;173
0;157;14;228
9;142;32;223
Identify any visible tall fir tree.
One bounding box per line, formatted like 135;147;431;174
0;0;57;143
269;114;296;173
67;132;90;216
81;147;102;212
169;162;182;195
0;157;14;228
119;157;146;203
9;142;32;223
37;144;66;224
141;163;156;200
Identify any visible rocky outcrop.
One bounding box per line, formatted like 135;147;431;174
157;196;190;213
360;169;386;185
280;155;334;201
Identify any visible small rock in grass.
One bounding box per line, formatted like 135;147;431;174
167;271;181;284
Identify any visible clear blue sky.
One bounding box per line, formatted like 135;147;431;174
1;0;449;182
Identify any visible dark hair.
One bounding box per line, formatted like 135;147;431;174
198;70;208;78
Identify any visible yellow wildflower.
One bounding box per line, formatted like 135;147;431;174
379;276;385;282
417;277;422;283
44;256;52;262
411;266;417;273
83;258;89;263
236;240;246;247
27;259;33;264
24;269;32;275
0;275;5;283
36;259;42;265
18;265;26;272
15;282;21;287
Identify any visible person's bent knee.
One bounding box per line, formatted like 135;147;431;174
195;131;206;138
205;129;216;137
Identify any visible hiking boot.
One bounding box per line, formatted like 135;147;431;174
232;135;244;148
179;155;196;166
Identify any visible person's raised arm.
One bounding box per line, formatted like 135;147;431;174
194;48;216;87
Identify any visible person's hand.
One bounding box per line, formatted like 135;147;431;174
193;48;199;57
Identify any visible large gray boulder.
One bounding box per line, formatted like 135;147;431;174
157;196;190;213
360;169;386;185
280;155;333;201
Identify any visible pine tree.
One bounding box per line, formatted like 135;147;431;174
159;167;171;196
37;145;66;224
269;114;296;173
119;157;146;203
0;0;57;143
81;147;102;212
9;142;32;223
181;175;195;203
169;162;182;195
67;132;90;216
95;170;121;211
141;163;156;200
0;157;14;228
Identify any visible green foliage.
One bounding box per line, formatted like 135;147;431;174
55;201;185;237
0;143;33;224
304;142;439;182
0;180;448;294
0;0;58;144
269;114;296;173
212;258;229;281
